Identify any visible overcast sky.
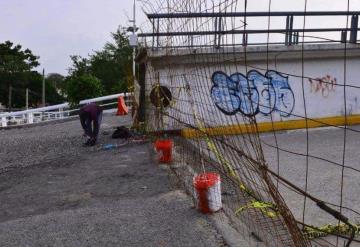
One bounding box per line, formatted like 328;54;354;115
1;0;359;75
0;0;147;75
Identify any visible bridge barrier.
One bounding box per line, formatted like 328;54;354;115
0;93;132;128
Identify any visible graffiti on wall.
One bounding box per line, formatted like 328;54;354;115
210;70;295;117
308;75;336;98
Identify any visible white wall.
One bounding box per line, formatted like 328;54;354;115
145;44;360;130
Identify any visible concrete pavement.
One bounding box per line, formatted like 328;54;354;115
0;115;226;247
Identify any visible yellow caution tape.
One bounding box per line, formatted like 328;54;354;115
185;84;237;178
303;223;360;239
235;200;279;218
184;83;278;220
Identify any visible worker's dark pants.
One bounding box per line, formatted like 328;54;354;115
84;112;103;140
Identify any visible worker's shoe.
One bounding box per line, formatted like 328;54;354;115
83;139;92;146
88;138;96;146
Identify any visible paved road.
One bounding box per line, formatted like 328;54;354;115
261;126;360;246
261;126;360;226
3;114;359;246
0;116;225;247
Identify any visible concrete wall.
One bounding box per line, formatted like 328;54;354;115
144;44;360;131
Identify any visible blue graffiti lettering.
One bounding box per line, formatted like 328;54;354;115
211;72;241;115
265;70;295;117
230;73;259;117
210;70;295;117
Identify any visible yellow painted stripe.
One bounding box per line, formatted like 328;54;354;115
181;115;360;139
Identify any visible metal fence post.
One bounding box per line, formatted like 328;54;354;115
341;30;347;43
214;17;218;48
242;32;248;46
1;117;7;127
28;113;34;124
59;108;64;119
217;17;223;48
350;15;358;44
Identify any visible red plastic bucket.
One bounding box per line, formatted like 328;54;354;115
193;172;222;214
154;139;173;163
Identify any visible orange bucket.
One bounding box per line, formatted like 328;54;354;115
154;139;173;163
194;172;222;214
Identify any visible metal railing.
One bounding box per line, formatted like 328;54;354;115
139;11;360;48
0;93;132;128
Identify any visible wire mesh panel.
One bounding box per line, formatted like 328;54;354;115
138;0;360;246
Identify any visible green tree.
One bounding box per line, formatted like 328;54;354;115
68;55;91;77
65;74;103;105
90;29;133;94
0;41;64;109
66;28;133;99
0;41;39;73
0;41;40;108
47;73;65;91
26;72;65;107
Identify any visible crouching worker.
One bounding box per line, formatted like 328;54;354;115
79;103;103;146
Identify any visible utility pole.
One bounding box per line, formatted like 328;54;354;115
42;68;45;107
130;0;137;83
8;84;12;111
26;88;29;110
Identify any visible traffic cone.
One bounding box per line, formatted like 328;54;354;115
116;96;129;116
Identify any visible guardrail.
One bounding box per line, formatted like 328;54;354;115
140;11;360;48
0;93;132;128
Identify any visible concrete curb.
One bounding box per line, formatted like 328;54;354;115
181;114;360;138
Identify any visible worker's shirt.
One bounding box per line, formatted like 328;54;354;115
82;103;103;121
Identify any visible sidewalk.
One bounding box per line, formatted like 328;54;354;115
0;115;225;247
